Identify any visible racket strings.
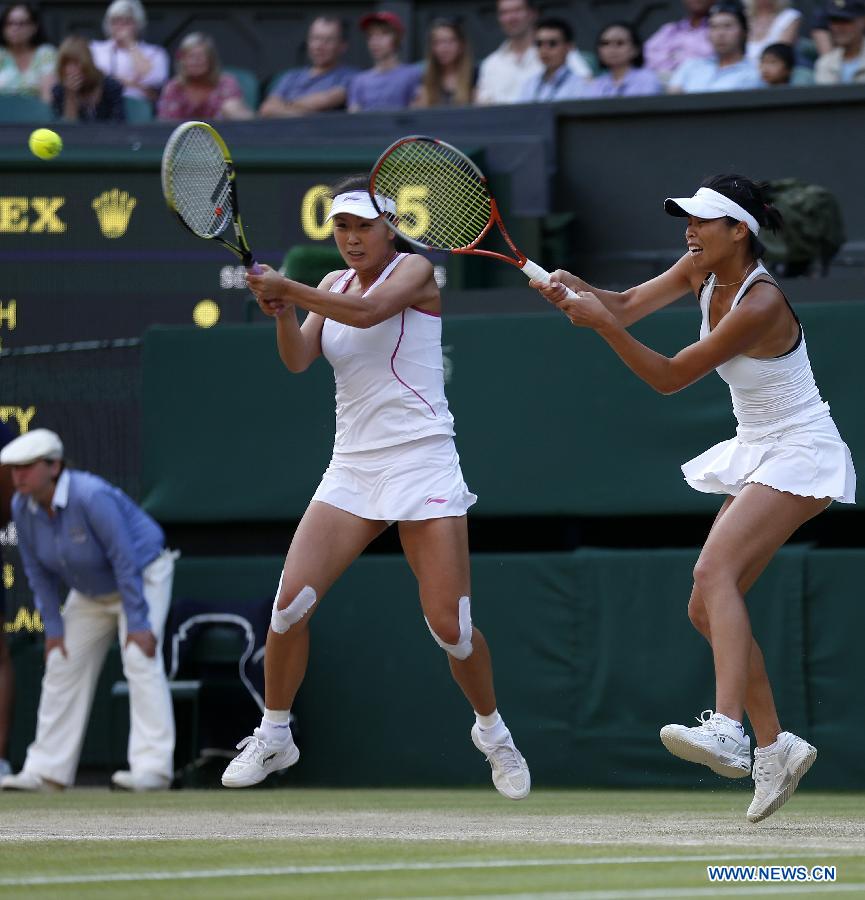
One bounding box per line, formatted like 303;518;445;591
387;148;488;247
375;142;490;250
165;127;233;238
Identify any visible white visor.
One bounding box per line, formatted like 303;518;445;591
664;187;760;235
325;191;397;221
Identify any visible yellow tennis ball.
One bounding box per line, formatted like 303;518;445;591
28;128;63;160
193;299;220;328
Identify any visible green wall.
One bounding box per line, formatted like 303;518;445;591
11;548;861;788
141;303;863;520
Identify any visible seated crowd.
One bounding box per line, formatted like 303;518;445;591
0;0;863;123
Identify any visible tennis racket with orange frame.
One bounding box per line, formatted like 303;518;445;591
368;135;576;298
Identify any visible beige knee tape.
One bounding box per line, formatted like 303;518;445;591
425;595;473;660
271;584;317;634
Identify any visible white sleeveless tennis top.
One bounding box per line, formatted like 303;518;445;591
320;253;455;452
699;264;831;438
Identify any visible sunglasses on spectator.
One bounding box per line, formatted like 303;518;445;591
535;38;564;47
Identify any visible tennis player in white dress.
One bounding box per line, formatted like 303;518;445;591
532;173;855;822
221;175;530;800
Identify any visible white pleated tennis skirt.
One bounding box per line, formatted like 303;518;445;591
312;433;477;522
682;414;856;504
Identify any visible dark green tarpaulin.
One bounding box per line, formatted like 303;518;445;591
141;303;863;520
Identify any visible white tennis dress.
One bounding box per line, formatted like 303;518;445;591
312;253;477;521
682;265;856;503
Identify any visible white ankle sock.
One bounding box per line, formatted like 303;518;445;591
475;710;503;732
756;738;779;754
261;709;291;741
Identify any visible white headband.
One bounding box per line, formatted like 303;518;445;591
325;190;397;221
664;187;760;235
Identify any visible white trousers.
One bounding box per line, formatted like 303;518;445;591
23;549;177;785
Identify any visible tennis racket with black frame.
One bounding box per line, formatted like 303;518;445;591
161;120;261;273
368;135;576;298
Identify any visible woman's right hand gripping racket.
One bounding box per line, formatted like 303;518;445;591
161;120;261;274
368;134;576;299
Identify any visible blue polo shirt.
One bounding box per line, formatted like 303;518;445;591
12;469;164;638
269;65;358;105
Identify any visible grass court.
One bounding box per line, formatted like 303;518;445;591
1;788;863;898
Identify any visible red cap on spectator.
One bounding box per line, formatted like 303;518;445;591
359;11;404;35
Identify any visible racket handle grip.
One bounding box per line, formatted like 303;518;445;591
520;259;578;300
248;262;263;275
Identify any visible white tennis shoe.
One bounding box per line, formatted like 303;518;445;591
111;770;171;791
0;770;64;792
471;724;531;800
221;726;300;788
660;710;752;778
747;731;817;823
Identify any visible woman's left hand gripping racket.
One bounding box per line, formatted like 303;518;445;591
161;120;261;273
368;134;576;298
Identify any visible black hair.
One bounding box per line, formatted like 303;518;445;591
595;21;644;69
0;3;49;49
330;174;414;254
535;16;574;44
708;2;748;54
701;173;784;259
760;42;795;72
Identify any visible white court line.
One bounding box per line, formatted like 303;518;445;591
394;887;865;900
0;852;858;888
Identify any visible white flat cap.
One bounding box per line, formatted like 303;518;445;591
0;429;64;465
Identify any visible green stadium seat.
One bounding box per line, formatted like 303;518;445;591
0;94;53;123
123;95;154;123
224;66;260;110
796;36;818;67
791;66;816;86
580;50;601;77
110;623;254;783
280;244;345;285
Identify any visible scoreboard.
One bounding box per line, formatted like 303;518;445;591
0;149;386;349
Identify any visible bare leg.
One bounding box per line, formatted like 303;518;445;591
690;484;828;743
264;502;387;710
688;499;781;746
398;516;496;714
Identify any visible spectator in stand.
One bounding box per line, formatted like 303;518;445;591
413;17;476;107
347;11;420;112
52;35;124;121
759;41;795;83
811;7;835;57
0;3;55;102
581;22;662;97
476;0;590;105
517;17;584;101
815;0;865;83
645;0;714;84
90;0;168;102
157;32;252;121
259;16;357;117
669;2;762;92
744;0;801;63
